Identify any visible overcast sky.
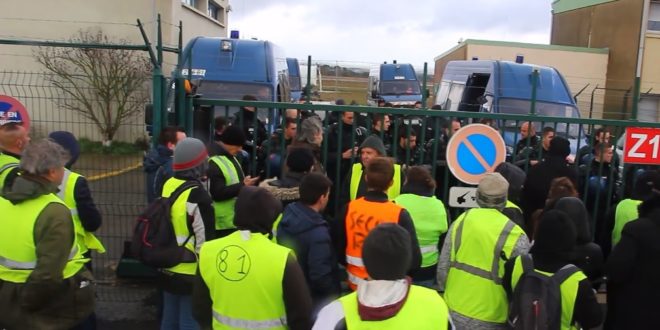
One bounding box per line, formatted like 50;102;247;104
229;0;553;70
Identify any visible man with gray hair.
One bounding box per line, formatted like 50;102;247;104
285;116;324;174
0;139;93;329
437;172;530;330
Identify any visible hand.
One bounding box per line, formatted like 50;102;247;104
342;148;355;159
243;176;259;186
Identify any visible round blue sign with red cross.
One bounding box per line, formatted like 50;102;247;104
446;124;506;185
0;95;30;131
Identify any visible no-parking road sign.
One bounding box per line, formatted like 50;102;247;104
0;95;30;131
446;124;506;185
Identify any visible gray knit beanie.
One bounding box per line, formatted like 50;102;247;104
173;138;208;173
476;172;509;210
359;135;387;156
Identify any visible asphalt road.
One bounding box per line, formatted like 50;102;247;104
86;167;159;328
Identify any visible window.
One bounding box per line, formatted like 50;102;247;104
649;2;660;32
208;1;220;20
182;0;196;7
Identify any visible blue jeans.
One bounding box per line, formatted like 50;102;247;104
160;292;200;330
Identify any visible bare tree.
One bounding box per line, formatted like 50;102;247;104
34;29;151;145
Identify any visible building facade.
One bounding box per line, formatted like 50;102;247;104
0;0;229;141
551;0;660;121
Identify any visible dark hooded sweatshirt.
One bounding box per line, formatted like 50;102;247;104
277;201;341;306
143;144;173;203
553;197;604;282
606;193;660;330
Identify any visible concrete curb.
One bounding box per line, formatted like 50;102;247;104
87;162;142;182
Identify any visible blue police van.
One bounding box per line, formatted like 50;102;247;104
179;36;290;135
367;62;423;107
434;60;582;156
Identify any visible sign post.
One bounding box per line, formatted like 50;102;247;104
445;124;506;185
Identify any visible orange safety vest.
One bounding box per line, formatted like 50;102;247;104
345;197;403;290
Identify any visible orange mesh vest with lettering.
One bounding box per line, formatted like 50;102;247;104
344;197;403;290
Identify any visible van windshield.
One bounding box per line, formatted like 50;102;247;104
197;81;273;101
499;98;581;138
380;81;421;95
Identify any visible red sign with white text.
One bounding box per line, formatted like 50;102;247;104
623;127;660;165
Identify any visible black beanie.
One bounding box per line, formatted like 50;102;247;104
548;136;571;158
362;223;412;280
286;148;314;173
234;186;283;234
48;131;80;168
359;135;387;156
531;210;577;258
220;125;247;147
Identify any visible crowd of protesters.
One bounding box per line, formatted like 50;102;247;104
1;96;659;330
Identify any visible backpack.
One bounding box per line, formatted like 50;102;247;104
131;181;199;268
508;254;579;330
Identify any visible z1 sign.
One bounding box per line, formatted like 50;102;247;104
623;127;660;165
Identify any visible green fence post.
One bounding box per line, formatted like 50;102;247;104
305;55;312;103
137;19;162;146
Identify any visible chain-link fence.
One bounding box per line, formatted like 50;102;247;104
0;70;153;302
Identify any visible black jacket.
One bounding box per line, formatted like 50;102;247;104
233;110;268;152
72;176;102;233
325;122;367;184
521;157;578;225
277;202;340;306
605;194;660;330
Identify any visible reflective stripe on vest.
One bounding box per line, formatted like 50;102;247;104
394;193;448;267
162;177;197;275
57;169;106;254
444;208;525;323
213;311;286;329
271;213;283;243
349;163;401;201
0;153;19;189
510;256;585;330
199;231;290;330
612;199;641;246
340;285;450;330
345;197;403;290
0;193;87;283
210;155;241;230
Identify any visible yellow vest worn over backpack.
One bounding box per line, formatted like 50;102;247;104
349;163;401;201
57;169;106;254
210;155;242;231
339;285;450;329
199;230;291;329
444;208;525;323
510;255;585;330
161;177;199;275
0;193;87;283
